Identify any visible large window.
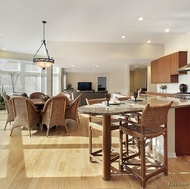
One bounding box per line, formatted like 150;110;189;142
0;58;60;96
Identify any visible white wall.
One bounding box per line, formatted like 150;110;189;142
147;65;157;92
66;64;131;95
50;42;164;72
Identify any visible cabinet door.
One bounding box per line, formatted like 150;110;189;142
170;51;187;75
157;56;171;83
151;60;157;83
175;107;190;156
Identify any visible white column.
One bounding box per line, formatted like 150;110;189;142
125;64;130;95
47;67;53;96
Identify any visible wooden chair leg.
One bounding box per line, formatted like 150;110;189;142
89;126;93;162
46;127;50;137
119;129;124;170
4;122;8;131
10;128;14;136
164;132;168;175
141;139;146;189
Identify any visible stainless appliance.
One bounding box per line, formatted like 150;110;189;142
174;92;190;100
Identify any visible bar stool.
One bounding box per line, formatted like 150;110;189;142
86;98;123;163
119;101;173;189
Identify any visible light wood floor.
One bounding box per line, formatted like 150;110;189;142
0;110;190;189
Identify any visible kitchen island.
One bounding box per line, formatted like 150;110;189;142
78;95;190;180
144;95;190;157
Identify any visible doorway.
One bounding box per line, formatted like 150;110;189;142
130;68;147;94
97;77;107;91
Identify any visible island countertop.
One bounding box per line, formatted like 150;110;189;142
78;96;190;115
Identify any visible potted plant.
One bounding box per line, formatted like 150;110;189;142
0;94;5;110
67;84;74;92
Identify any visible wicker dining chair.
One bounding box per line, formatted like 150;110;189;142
65;93;82;126
41;95;69;137
57;92;72;100
119;101;173;189
29;92;45;99
86;97;123;163
1;93;14;130
10;96;42;137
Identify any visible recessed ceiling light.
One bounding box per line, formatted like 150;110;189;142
92;68;95;71
147;40;151;43
121;35;126;39
3;48;6;51
71;65;74;67
138;17;144;21
0;34;2;36
96;65;99;67
165;29;170;32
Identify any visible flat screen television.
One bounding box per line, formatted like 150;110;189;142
78;82;92;91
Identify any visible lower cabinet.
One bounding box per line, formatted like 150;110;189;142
175;106;190;156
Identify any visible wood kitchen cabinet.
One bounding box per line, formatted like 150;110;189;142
175;106;190;156
170;51;187;75
150;60;157;84
151;51;187;83
157;55;171;83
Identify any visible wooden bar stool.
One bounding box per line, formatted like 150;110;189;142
86;98;123;163
119;101;173;189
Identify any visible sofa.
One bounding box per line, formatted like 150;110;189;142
73;91;107;106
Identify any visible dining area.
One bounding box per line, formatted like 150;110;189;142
2;91;82;137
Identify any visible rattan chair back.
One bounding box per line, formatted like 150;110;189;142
141;102;172;128
65;93;82;125
57;92;72;100
10;96;41;137
29;92;45;99
41;95;69;136
85;98;106;105
1;93;14;130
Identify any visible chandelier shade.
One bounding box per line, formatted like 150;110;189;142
33;21;55;68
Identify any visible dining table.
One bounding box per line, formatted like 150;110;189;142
78;96;188;181
30;98;46;109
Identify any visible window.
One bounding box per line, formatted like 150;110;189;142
0;58;60;96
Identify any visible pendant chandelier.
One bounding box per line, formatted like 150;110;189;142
33;21;55;68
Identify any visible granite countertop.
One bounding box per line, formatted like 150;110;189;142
78;96;190;115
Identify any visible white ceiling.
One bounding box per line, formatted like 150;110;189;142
1;0;190;72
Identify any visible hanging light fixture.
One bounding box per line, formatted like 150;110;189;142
33;21;55;68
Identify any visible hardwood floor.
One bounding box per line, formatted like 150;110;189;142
0;110;190;189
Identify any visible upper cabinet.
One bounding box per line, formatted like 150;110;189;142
151;60;157;84
170;51;187;75
151;51;187;83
